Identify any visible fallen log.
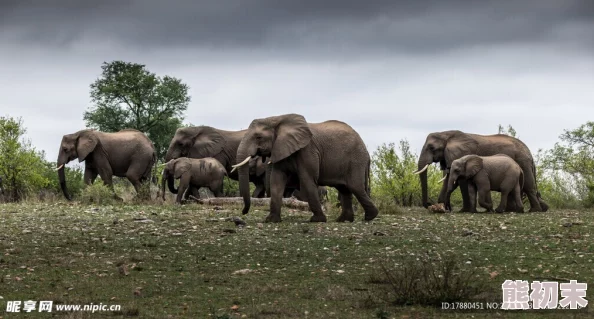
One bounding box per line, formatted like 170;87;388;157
188;196;315;211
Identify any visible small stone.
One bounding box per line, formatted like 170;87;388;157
232;269;252;275
462;230;474;237
231;305;239;311
223;229;236;234
373;231;386;236
563;222;572;227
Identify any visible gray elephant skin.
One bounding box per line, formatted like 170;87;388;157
161;157;227;203
234;113;378;223
446;154;524;213
164;126;272;199
415;130;548;212
56;129;156;200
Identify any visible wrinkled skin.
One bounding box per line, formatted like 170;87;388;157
417;130;548;212
291;186;328;203
236;113;378;223
446;154;524;213
161;157;226;203
165;125;300;199
57;129;156;200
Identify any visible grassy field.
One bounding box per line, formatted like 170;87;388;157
0;200;592;318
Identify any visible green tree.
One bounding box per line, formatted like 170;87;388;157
0;116;48;201
83;61;190;160
541;121;594;206
371;140;452;207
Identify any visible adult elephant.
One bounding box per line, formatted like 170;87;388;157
414;130;548;212
232;113;378;223
164;126;271;198
56;129;156;200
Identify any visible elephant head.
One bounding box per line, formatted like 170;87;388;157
161;158;192;200
56;129;99;200
165;126;226;162
415;131;478;207
446;155;482;195
233;114;312;214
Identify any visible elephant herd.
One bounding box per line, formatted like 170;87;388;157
56;113;548;223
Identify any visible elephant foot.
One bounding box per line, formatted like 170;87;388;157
336;214;354;223
495;208;504;214
515;209;525;213
309;214;327;223
458;207;472;213
529;207;541;213
264;214;282;223
364;208;379;221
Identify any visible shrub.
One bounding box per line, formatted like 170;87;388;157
370;140;462;210
79;183;116;205
369;253;488;307
0;116;50;201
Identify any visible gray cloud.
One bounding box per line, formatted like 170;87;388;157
0;1;592;163
1;0;592;55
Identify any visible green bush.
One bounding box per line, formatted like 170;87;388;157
79;183;116;205
0;116;50;202
370;140;462;210
370;253;489;307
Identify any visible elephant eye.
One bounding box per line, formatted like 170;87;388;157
428;144;434;150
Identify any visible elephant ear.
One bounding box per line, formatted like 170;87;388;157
270;114;312;163
465;156;483;177
444;132;478;167
254;157;267;176
174;160;192;179
76;131;98;162
190;126;226;158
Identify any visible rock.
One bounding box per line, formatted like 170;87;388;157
228;217;246;227
232;269;252;275
373;231;386;236
462;230;474;237
563;222;573;227
428;203;447;213
223;229;236;234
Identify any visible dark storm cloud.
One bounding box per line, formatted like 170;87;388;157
1;0;592;53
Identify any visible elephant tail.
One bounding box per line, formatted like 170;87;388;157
531;159;541;198
365;159;371;196
150;151;158;184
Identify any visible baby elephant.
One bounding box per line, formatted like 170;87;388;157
161;157;227;203
446;154;524;213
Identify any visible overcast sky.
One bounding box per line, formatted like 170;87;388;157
1;0;593;163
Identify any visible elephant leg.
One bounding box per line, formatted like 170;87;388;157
126;172;143;197
84;167;97;185
176;178;190;204
467;183;478;213
521;169;544;212
96;166;121;201
210;179;225;198
351;186;378;221
252;182;266;198
504;193;517;212
496;190;510;213
457;179;472;212
335;186;354;222
513;183;524;213
298;178;326;223
266;170;288;223
477;187;493;212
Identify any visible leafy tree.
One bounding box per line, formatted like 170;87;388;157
0;116;48;201
541;121;594;206
83;61;190;160
371;140;457;207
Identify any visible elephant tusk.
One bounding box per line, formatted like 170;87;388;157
230;167;237;173
55;164;64;171
413;164;429;175
267;161;271;165
231;156;252;169
438;175;447;183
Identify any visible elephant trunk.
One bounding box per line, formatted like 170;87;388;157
417;159;431;208
166;170;178;194
237;147;252;215
58;166;71;201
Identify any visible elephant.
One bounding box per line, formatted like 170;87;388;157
232;113;378;223
164;126;273;199
249;156;268;198
161;157;227;203
291;186;329;203
56;129;156;200
446;154;524;213
414;130;548;212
